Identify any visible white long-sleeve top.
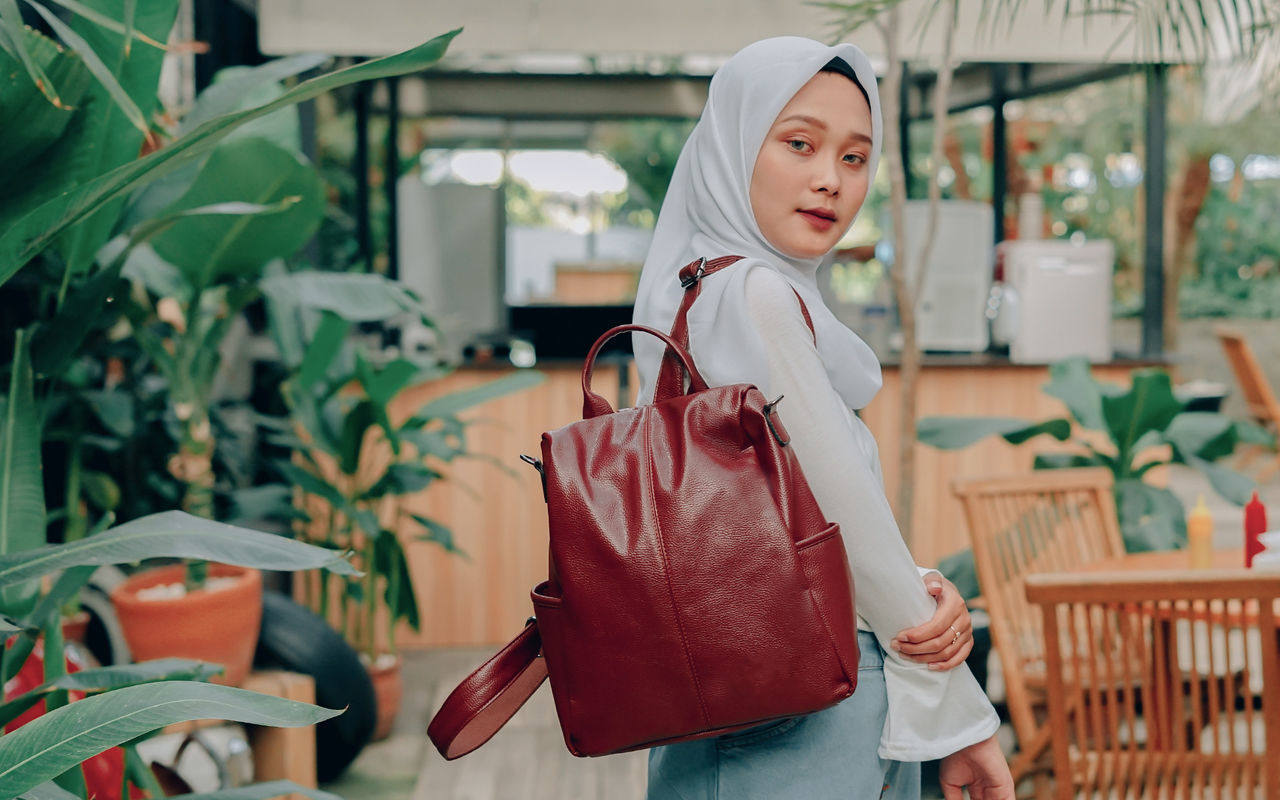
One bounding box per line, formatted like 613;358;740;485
742;266;1000;762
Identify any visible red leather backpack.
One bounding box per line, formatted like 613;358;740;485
428;256;859;759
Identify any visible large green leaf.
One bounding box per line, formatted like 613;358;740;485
0;681;341;797
0;0;63;107
0;331;46;618
53;0;179;279
122;53;330;229
1114;478;1187;552
150;137;325;290
0;25;91;179
916;416;1072;449
0;510;358;590
17;782;81;800
1162;412;1237;462
0;659;222;729
1041;356;1114;430
23;0;149;136
1033;452;1106;470
1185;456;1255;505
1101;371;1184;467
262;270;428;370
0;28;461;285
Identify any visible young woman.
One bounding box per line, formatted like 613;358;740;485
632;37;1015;799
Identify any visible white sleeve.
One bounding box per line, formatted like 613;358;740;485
743;267;999;761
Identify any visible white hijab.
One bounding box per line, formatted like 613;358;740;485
632;36;884;410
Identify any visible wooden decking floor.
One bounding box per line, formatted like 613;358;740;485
408;647;647;800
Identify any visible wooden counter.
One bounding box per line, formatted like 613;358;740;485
390;357;1158;648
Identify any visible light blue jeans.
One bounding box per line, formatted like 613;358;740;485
646;631;920;799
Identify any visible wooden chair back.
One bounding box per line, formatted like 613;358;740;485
1214;325;1280;429
1026;570;1280;799
952;468;1126;783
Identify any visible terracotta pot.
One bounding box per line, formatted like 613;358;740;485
110;563;263;686
366;653;404;741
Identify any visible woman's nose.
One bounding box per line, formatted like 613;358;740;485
813;161;840;195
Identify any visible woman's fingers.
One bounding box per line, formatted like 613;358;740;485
896;576;970;646
895;626;973;669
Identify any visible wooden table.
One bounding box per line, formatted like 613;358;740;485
1079;548;1248;573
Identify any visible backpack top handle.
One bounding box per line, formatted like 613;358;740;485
582;324;706;419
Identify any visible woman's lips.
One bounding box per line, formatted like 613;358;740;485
799;209;836;231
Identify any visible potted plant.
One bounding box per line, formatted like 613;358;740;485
1;2;459;790
258;271;544;737
0;4;458;690
917;356;1275;597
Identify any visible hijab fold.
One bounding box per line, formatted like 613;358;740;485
632;36;885;410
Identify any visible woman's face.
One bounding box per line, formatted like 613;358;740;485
749;71;874;260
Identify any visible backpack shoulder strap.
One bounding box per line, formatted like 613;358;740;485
426;621;548;760
654;256;816;401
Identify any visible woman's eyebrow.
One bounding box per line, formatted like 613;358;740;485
777;114;872;145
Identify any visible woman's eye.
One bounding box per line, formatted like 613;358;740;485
787;139;810;152
843;153;865;165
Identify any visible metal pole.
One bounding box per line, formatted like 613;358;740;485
991;64;1009;246
384;76;401;281
1142;64;1167;357
354;81;372;272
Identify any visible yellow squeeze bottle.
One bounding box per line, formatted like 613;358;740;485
1188;496;1214;569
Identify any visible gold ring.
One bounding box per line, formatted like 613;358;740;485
950;625;961;645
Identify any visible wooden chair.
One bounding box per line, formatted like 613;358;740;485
1025;570;1280;799
1215;325;1280;483
952;468;1126;791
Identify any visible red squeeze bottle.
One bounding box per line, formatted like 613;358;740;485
1245;491;1267;568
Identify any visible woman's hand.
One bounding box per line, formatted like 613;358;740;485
890;575;973;670
939;735;1016;799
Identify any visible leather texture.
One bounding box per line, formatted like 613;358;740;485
428;256;858;760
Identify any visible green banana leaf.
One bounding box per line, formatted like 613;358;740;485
1041;356;1115;431
1;331;46;618
0;510;358;591
1101;370;1183;465
0;25;91;179
916;416;1072;449
17;782;81;800
0;28;461;286
1114;478;1187;551
123;53;329;229
1185;455;1255;505
0;659;222;729
0;681;341;797
149;138;326;291
52;0;179;279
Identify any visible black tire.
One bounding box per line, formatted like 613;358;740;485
253;590;376;782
